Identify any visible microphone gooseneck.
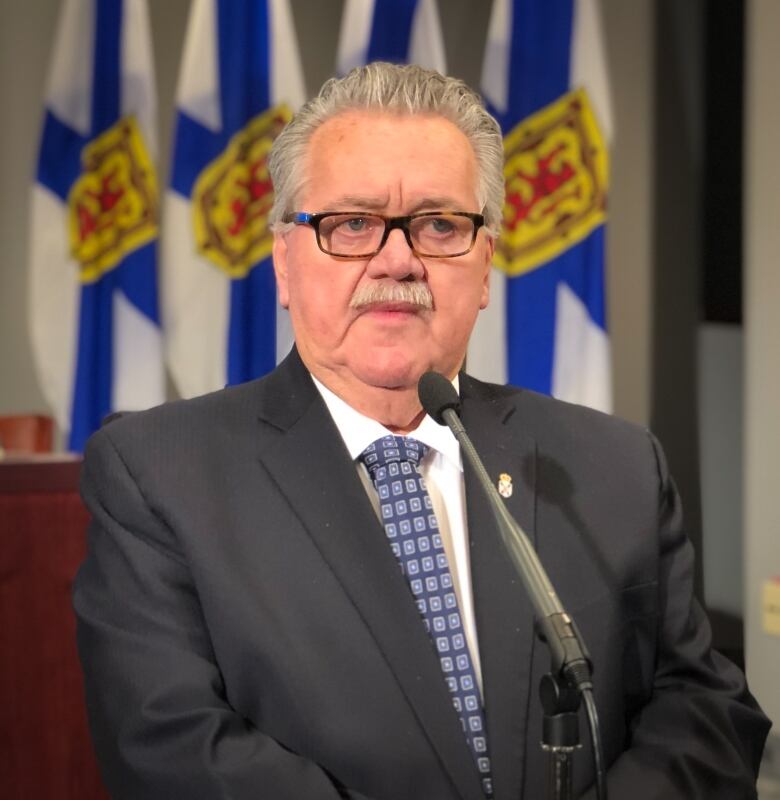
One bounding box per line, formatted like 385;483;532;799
418;372;591;684
418;370;608;800
418;372;590;688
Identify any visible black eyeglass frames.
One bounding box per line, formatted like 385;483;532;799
281;211;486;259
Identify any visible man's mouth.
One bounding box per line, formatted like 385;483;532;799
359;301;423;315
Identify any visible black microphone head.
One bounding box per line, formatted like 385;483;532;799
418;371;461;425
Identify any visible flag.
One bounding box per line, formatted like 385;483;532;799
337;0;446;75
164;0;306;398
29;0;164;451
469;0;613;412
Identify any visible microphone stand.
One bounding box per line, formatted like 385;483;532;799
540;672;582;800
415;372;608;800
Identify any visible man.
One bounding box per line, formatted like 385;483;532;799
74;63;769;799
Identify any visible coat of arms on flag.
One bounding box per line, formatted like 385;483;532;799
192;106;291;278
68;115;158;282
498;88;607;276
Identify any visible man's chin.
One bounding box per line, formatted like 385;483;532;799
348;358;424;393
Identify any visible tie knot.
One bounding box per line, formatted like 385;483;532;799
359;435;428;475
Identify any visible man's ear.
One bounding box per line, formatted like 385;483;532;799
272;233;290;308
479;236;495;310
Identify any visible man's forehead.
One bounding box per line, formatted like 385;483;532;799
299;110;479;210
305;109;475;165
322;194;471;212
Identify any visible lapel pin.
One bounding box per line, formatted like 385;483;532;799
497;472;513;498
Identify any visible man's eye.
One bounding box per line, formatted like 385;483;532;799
428;217;455;234
333;216;377;234
344;217;368;232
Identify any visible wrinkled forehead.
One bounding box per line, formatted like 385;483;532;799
297;110;481;211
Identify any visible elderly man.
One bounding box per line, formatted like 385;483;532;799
74;63;769;800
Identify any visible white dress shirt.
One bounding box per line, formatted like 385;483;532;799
312;375;484;692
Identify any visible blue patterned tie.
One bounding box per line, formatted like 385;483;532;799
360;435;493;798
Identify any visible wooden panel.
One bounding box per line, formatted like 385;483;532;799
0;460;108;799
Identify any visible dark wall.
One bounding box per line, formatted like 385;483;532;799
652;0;745;612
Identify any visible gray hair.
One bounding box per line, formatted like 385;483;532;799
268;62;505;234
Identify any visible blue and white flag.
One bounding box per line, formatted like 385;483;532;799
337;0;446;75
29;0;164;451
164;0;306;398
469;0;613;411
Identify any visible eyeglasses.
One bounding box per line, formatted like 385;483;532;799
281;211;486;259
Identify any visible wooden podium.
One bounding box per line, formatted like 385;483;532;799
0;458;108;799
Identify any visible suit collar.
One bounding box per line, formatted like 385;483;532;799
254;347;320;431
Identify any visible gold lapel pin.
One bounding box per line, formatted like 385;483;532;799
497;472;513;498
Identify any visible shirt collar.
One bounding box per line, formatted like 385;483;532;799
312;374;462;471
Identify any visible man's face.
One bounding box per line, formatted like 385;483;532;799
273;110;493;396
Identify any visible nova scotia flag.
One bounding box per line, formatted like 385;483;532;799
29;0;164;451
337;0;446;74
164;0;306;398
469;0;613;412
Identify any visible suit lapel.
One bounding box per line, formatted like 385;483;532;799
253;352;486;800
460;376;538;800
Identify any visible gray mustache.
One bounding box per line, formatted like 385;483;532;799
349;282;433;310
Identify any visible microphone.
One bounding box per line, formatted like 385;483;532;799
418;371;592;690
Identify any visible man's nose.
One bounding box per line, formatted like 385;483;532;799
367;227;424;280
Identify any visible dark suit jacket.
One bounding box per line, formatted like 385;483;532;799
74;349;769;799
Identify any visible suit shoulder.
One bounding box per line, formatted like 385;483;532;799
84;378;265;460
461;372;654;457
461;376;669;514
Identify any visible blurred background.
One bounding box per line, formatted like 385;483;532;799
1;0;778;795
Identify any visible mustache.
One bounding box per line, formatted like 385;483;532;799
349;281;433;311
